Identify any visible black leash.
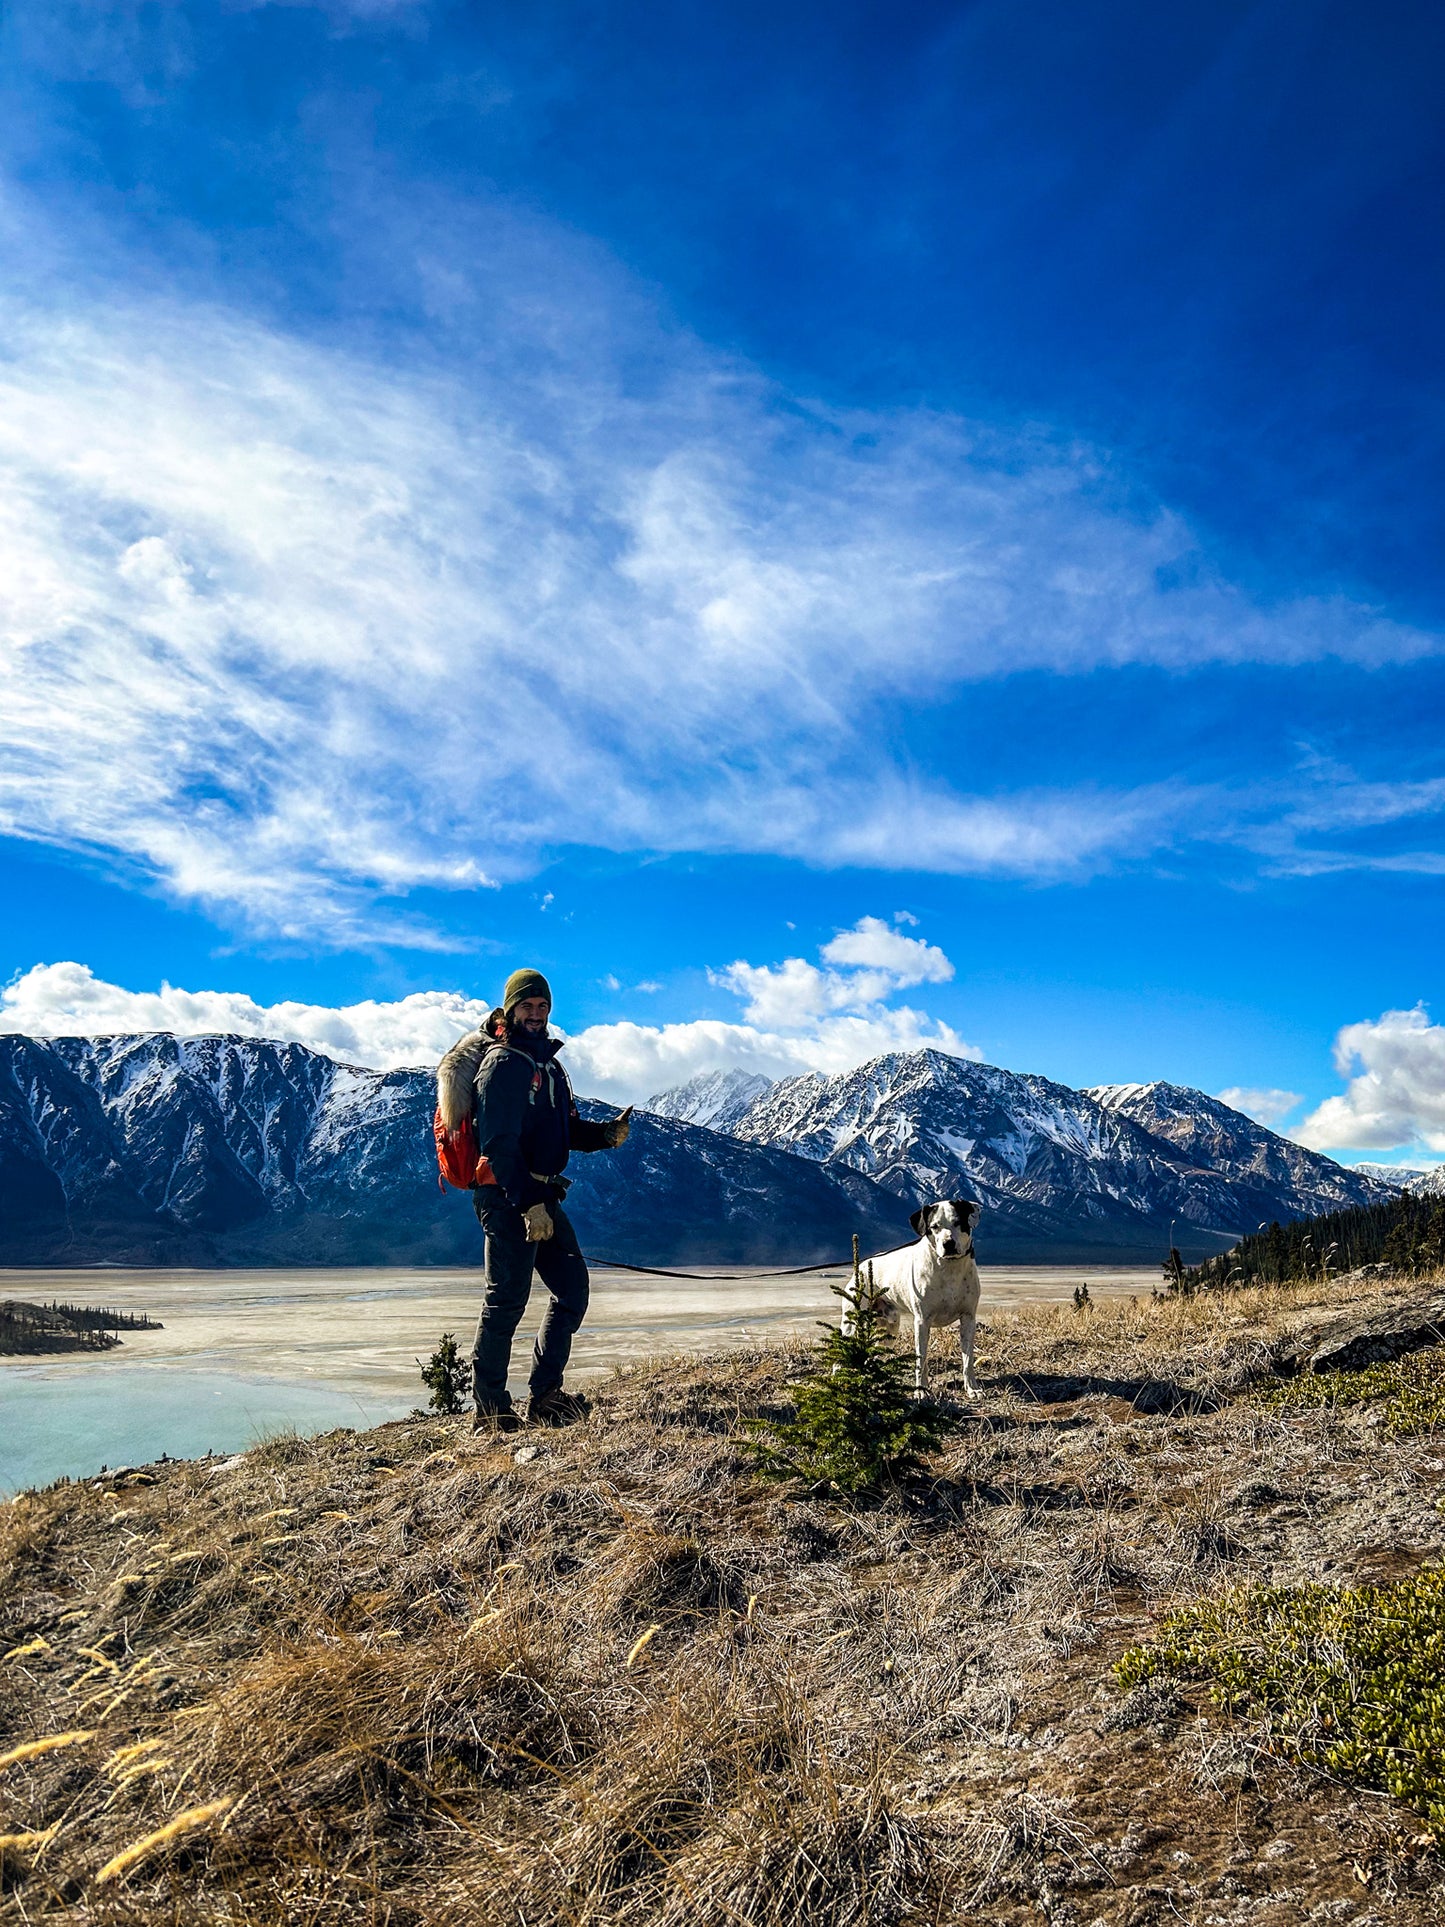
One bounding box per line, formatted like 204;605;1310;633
591;1247;910;1282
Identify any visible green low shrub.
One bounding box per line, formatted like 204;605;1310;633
1261;1346;1445;1436
1116;1564;1445;1831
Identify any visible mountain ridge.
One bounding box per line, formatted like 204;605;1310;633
647;1051;1394;1256
2;1032;1399;1271
0;1032;906;1268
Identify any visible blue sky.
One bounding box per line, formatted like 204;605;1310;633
1;0;1443;1153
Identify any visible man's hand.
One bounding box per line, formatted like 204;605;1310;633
602;1105;633;1148
523;1202;554;1242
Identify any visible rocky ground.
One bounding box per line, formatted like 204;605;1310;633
2;1269;1443;1924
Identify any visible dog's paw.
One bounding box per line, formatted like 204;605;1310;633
963;1382;982;1402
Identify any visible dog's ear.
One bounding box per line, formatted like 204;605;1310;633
953;1198;981;1232
909;1205;930;1236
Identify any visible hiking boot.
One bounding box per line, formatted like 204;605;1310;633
471;1404;522;1435
526;1386;590;1427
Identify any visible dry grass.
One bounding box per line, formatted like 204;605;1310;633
1;1271;1443;1923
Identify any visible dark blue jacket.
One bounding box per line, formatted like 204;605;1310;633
473;1032;610;1210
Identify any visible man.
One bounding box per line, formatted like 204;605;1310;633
467;968;631;1431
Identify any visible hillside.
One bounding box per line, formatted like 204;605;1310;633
650;1053;1392;1260
1186;1184;1445;1289
2;1269;1443;1923
0;1033;905;1267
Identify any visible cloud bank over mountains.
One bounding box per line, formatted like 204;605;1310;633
0;918;975;1101
3;228;1442;947
6;953;1443;1153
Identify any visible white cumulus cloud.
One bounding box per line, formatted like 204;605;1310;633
818;914;953;983
1296;1007;1445;1152
712;915;956;1027
1;930;978;1101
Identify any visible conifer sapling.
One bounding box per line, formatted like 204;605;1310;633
418;1332;470;1415
748;1236;953;1494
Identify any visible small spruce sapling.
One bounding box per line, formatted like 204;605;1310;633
747;1237;952;1495
418;1332;470;1415
1162;1246;1190;1296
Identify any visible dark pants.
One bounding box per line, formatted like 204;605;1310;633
471;1191;590;1413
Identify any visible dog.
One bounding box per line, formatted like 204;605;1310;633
852;1199;983;1398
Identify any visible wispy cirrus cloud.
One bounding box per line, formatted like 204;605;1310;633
1243;771;1445;878
2;202;1442;944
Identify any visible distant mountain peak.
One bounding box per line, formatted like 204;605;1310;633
719;1049;1394;1255
644;1067;775;1132
1354;1162;1445;1197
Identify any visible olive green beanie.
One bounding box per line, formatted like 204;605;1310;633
502;967;552;1016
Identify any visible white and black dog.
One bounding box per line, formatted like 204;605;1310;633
851;1199;983;1398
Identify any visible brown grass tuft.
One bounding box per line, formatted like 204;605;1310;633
93;1796;237;1885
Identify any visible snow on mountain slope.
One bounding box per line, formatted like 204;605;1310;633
3;1033;1393;1268
715;1051;1389;1252
1087;1082;1399;1219
0;1032;904;1267
645;1068;775;1133
724;1052;1208;1242
1354;1163;1445;1197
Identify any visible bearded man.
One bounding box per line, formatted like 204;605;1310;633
442;969;631;1431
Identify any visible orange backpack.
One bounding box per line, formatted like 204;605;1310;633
433;1026;500;1192
433;1109;494;1191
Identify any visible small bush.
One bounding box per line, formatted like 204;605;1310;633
1116;1564;1445;1830
745;1242;952;1495
1262;1346;1445;1435
418;1331;470;1415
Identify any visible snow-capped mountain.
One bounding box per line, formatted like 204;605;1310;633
4;1034;1397;1270
645;1068;774;1133
651;1052;1394;1258
1086;1082;1396;1224
0;1033;905;1267
1354;1163;1445;1198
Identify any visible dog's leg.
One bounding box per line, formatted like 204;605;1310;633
913;1314;930;1394
958;1310;980;1400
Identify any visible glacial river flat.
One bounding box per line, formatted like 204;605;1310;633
0;1262;1155;1492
